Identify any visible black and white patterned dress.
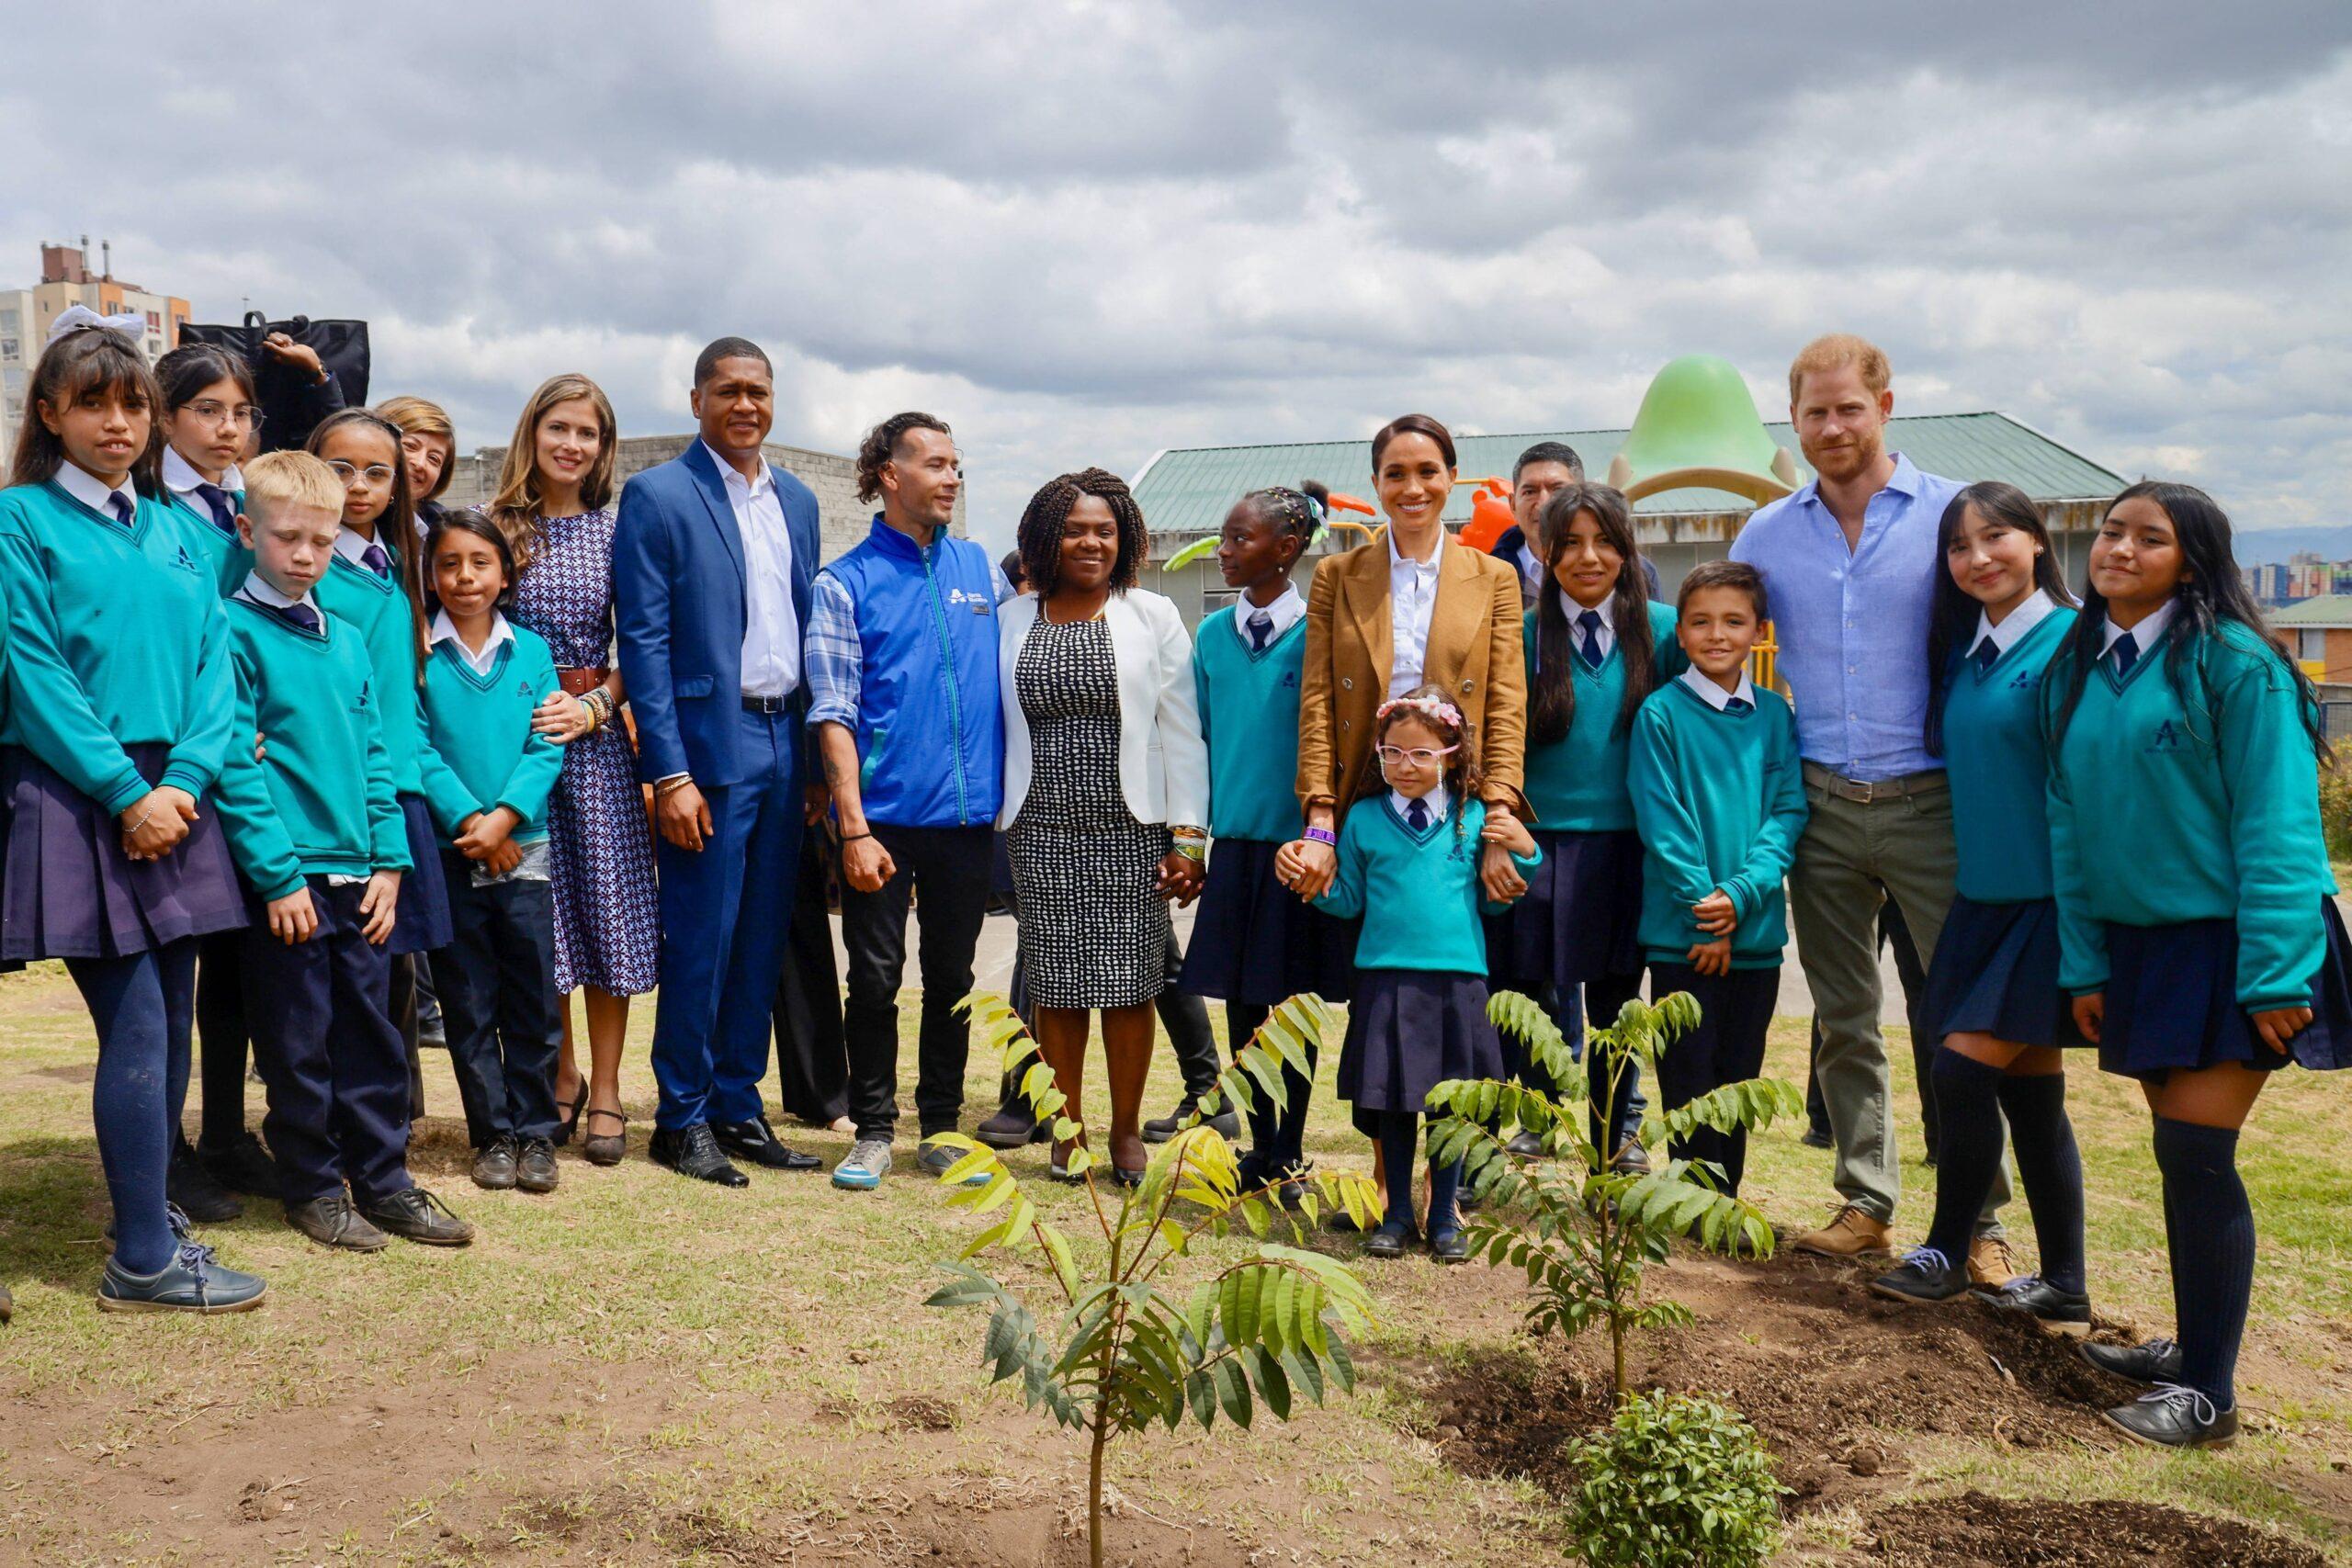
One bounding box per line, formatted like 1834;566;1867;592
1007;615;1170;1010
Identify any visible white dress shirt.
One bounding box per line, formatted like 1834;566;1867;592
163;446;242;502
53;459;139;522
1680;666;1758;711
1974;587;2056;660
1387;783;1452;825
1566;595;1619;662
2101;598;2177;660
236;570;321;616
334;526;393;572
1387;529;1443;695
703;440;800;700
431;607;515;677
1233;582;1306;649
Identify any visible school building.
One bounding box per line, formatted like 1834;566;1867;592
1132;408;2128;631
0;241;189;465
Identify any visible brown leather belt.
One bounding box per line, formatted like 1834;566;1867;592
557;666;608;697
1801;761;1948;805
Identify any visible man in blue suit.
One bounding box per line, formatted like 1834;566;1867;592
615;336;825;1186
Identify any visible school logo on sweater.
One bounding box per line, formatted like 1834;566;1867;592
2147;718;2183;753
172;543;200;574
2008;668;2041;690
516;679;535;698
357;679;372;711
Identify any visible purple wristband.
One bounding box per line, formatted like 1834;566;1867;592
1303;826;1338;847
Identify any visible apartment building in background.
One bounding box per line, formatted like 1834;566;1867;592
0;242;190;459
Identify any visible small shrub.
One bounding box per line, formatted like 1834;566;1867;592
1564;1390;1786;1568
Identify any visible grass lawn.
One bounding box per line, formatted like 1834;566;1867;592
2;961;2348;1565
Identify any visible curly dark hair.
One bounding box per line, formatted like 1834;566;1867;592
854;411;953;505
1016;467;1148;597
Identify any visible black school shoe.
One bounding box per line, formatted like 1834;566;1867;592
1430;1227;1473;1264
2103;1384;2239;1450
1868;1247;1973;1305
1973;1273;2092;1332
1362;1221;1419;1260
975;1097;1049;1149
287;1193;390;1251
97;1242;266;1315
650;1124;750;1188
1142;1096;1242;1144
515;1139;560;1193
2079;1337;2185;1386
168;1139;243;1224
198;1130;281;1197
471;1137;520;1191
710;1116;821;1171
361;1188;477;1247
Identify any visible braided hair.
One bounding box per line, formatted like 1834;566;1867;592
1235;479;1328;548
1016;467;1149;597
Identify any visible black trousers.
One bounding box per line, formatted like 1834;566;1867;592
436;853;562;1147
1648;963;1780;1198
772;830;850;1126
243;879;413;1208
1804;897;1933;1146
842;824;993;1141
195;928;251;1149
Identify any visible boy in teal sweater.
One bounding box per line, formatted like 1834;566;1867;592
1626;559;1806;1199
211;451;473;1253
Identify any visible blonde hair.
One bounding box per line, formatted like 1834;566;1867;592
241;449;345;523
487;373;618;571
373;395;458;500
1787;333;1891;405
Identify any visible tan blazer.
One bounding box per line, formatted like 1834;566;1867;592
1296;536;1527;819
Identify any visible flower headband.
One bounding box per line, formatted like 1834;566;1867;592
1377;694;1463;729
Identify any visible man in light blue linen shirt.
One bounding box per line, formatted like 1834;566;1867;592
1729;334;2010;1272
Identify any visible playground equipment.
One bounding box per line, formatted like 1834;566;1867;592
1604;354;1800;505
1159;489;1380;570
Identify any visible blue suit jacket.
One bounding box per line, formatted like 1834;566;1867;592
614;441;820;788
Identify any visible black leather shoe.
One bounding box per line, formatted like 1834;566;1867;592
1611;1142;1652;1176
1362;1221;1417;1260
1505;1129;1546;1158
515;1138;560;1194
2103;1384;2238;1449
1973;1273;2092;1331
198;1130;280;1197
650;1124;750;1188
711;1116;820;1170
2080;1337;2184;1385
975;1100;1046;1149
1430;1227;1473;1264
361;1187;476;1247
1800;1124;1834;1150
287;1192;390;1251
1142;1097;1196;1144
471;1137;519;1190
1868;1247;1972;1304
168;1139;243;1223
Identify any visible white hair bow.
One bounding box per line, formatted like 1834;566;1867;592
47;303;145;346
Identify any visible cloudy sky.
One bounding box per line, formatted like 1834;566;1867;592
5;2;2346;545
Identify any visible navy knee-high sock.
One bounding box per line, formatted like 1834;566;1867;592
2153;1117;2254;1407
159;940;197;1147
1996;1073;2086;1292
1922;1050;2007;1266
1377;1112;1419;1231
69;952;177;1275
1426;1113;1463;1235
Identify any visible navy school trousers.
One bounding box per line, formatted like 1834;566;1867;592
436;851;563;1147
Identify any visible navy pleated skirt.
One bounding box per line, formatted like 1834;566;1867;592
1339;967;1503;1133
2100;898;2352;1079
0;743;246;962
1918;894;2088;1050
1498;828;1645;992
390;792;453;955
1181;837;1355;1005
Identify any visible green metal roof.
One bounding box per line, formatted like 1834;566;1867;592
2267;595;2352;626
1133;411;2126;544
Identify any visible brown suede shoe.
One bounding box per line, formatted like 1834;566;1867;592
1967;1232;2018;1289
1792;1203;1893;1258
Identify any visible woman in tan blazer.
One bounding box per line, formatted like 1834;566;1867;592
1289;413;1530;903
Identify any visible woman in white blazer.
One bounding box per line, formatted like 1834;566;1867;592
1000;469;1207;1185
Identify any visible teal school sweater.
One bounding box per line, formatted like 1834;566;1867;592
417;623;566;843
162;488;253;594
1520;600;1689;832
1313;795;1544;975
211;596;409;900
313;536;431;797
1941;606;2075;904
1627;680;1807;968
0;480;235;815
2046;618;2335;1010
1193;607;1308;842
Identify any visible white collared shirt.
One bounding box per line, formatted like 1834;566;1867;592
2102;599;2177;660
703;440;800;700
1387;529;1443;695
54;459;138;523
1233;583;1305;650
1565;595;1619;662
163;445;242;501
431;607;515;677
1973;588;2056;660
236;570;321;616
334;525;391;573
1680;666;1758;712
1388;783;1452;825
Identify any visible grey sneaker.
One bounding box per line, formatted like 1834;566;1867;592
919;1138;989;1187
833;1138;893;1190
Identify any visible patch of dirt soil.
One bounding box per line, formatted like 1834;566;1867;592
1410;1247;2143;1517
1863;1490;2325;1567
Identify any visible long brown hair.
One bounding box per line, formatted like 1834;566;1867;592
488;373;618;572
9;326;164;494
1528;483;1657;745
307;408;429;675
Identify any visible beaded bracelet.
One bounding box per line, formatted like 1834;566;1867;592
1302;825;1338;847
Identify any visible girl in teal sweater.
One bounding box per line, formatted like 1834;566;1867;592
1872;482;2092;1329
419;512;569;1193
1506;481;1685;1168
2045;481;2346;1450
0;320;265;1313
1180;485;1355;1199
1309;687;1541;1262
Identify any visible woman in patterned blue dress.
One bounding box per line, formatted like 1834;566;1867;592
492;375;660;1167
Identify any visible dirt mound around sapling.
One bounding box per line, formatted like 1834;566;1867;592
1863;1489;2326;1567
